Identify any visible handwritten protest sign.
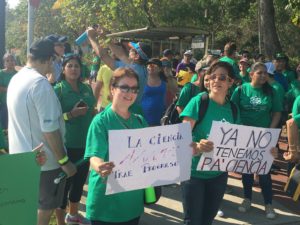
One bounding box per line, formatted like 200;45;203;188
197;121;281;175
106;123;193;195
0;152;40;225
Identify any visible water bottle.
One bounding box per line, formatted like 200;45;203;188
75;32;88;45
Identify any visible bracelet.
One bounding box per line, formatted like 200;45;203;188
58;155;69;165
69;111;73;118
63;113;69;121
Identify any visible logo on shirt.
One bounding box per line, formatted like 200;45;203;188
250;96;261;106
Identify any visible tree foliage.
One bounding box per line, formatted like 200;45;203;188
5;0;300;63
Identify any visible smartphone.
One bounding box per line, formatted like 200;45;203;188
78;100;87;107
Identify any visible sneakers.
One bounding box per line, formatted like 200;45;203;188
265;204;276;219
65;213;91;225
238;198;251;213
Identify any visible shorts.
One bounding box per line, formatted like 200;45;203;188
39;168;66;210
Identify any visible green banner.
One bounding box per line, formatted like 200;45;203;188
0;152;40;225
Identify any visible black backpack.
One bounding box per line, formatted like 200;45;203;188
161;92;238;127
161;83;197;125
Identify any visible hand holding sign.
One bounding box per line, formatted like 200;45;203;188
191;140;214;156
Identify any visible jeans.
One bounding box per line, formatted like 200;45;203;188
242;173;272;204
91;217;140;225
181;173;228;225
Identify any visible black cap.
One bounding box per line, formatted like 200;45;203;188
146;58;162;67
274;52;288;61
163;49;173;57
45;34;68;43
29;38;55;59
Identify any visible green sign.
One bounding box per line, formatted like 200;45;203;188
0;152;40;225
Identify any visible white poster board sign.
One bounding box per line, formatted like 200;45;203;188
197;121;281;175
106;123;193;195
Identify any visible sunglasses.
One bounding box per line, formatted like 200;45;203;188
114;85;139;94
209;74;229;81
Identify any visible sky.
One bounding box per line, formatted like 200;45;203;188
6;0;20;9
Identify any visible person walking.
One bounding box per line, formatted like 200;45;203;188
7;38;77;225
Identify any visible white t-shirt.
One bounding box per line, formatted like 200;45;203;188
7;67;65;171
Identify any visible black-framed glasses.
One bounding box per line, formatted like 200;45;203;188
114;85;139;94
209;74;229;82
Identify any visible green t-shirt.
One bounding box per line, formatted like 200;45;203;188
81;63;90;79
91;56;100;72
176;82;202;109
231;83;282;128
54;80;96;148
190;73;198;83
0;69;17;104
292;95;300;128
270;80;285;109
84;107;147;222
286;80;300;112
180;92;240;179
283;69;296;84
220;56;239;78
238;72;251;83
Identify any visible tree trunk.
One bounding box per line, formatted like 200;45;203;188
260;0;282;59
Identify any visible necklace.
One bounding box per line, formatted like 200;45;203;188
113;110;133;129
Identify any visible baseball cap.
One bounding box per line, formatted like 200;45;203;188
29;38;55;59
146;58;162;67
274;52;287;60
163;49;173;57
239;58;249;65
184;50;193;56
128;42;152;61
265;62;275;75
46;34;68;43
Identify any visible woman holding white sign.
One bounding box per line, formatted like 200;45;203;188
231;62;281;219
84;68;148;225
180;61;240;225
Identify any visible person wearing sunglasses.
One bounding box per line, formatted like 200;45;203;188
54;53;96;225
231;62;281;219
84;67;148;225
180;61;240;225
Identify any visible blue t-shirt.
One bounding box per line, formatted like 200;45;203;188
274;71;288;92
141;81;166;126
115;61;147;105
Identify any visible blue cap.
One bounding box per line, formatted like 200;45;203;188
129;42;151;61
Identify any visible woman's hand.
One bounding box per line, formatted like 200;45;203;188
96;162;115;178
270;147;278;158
283;151;299;162
190;139;214;156
70;101;89;117
32;143;47;166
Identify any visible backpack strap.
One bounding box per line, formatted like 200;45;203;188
193;93;209;131
229;101;238;123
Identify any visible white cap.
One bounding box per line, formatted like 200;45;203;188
184;50;193;55
265;62;275;75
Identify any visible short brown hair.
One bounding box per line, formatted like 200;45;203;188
111;67;139;87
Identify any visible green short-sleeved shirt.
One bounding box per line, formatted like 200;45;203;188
220;56;239;78
292;96;300;128
176;82;202;109
84;107;148;222
180;92;240;179
231;83;282;128
270;80;285;109
286;80;300;111
190;73;198;83
283;69;296;84
54;80;96;148
0;70;17;104
238;72;251;83
91;56;100;72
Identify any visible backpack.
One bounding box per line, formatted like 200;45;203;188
160;83;196;125
193;93;238;131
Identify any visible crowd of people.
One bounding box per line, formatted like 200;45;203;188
0;25;300;225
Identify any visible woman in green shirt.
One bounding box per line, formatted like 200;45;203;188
180;61;239;225
84;68;147;225
0;53;17;129
54;53;96;225
231;62;281;219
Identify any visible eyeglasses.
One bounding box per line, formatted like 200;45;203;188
114;85;139;94
209;74;229;81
